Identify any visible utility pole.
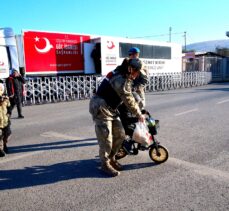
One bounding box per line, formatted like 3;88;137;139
184;31;187;51
169;27;172;42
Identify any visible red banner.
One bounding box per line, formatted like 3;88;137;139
23;31;90;74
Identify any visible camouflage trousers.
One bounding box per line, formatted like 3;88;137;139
89;96;126;163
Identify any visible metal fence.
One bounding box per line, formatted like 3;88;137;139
183;56;229;82
23;72;212;105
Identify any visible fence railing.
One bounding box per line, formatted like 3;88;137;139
23;72;212;105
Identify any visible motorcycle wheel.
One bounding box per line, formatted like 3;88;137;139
149;145;169;163
115;147;127;160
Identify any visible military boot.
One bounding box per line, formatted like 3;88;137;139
110;159;123;171
3;143;8;153
3;135;11;154
0;149;6;157
101;161;120;177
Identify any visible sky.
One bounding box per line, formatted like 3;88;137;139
1;0;229;46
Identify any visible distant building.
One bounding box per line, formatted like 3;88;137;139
182;51;229;82
217;48;229;57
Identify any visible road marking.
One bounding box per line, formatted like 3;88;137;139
216;99;229;104
174;108;198;116
41;131;82;140
0;151;44;164
169;157;229;182
41;131;97;142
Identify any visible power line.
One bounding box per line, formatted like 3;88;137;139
132;32;185;39
128;28;187;49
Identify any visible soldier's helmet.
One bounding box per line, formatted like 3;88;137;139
128;58;142;71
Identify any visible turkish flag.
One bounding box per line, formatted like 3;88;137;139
23;31;90;75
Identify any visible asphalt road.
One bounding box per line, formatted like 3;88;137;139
0;82;229;211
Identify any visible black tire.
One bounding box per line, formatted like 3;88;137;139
149;145;169;163
115;147;127;160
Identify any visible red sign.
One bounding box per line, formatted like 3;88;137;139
23;31;90;74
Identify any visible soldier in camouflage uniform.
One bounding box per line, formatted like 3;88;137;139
121;47;149;108
89;58;145;177
0;83;12;157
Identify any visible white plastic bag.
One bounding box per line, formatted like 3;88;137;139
132;121;152;146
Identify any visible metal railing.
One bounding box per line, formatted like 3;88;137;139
23;72;212;105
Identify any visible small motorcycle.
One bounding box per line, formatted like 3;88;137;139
115;110;169;164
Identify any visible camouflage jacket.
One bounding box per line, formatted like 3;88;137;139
0;96;10;128
107;73;142;117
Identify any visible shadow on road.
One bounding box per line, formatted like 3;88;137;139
0;158;101;190
8;138;98;154
124;162;158;170
0;136;159;190
200;87;229;92
0;159;156;190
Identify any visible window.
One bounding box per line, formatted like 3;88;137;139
119;42;171;59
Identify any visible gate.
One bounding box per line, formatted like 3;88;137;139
22;72;212;105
